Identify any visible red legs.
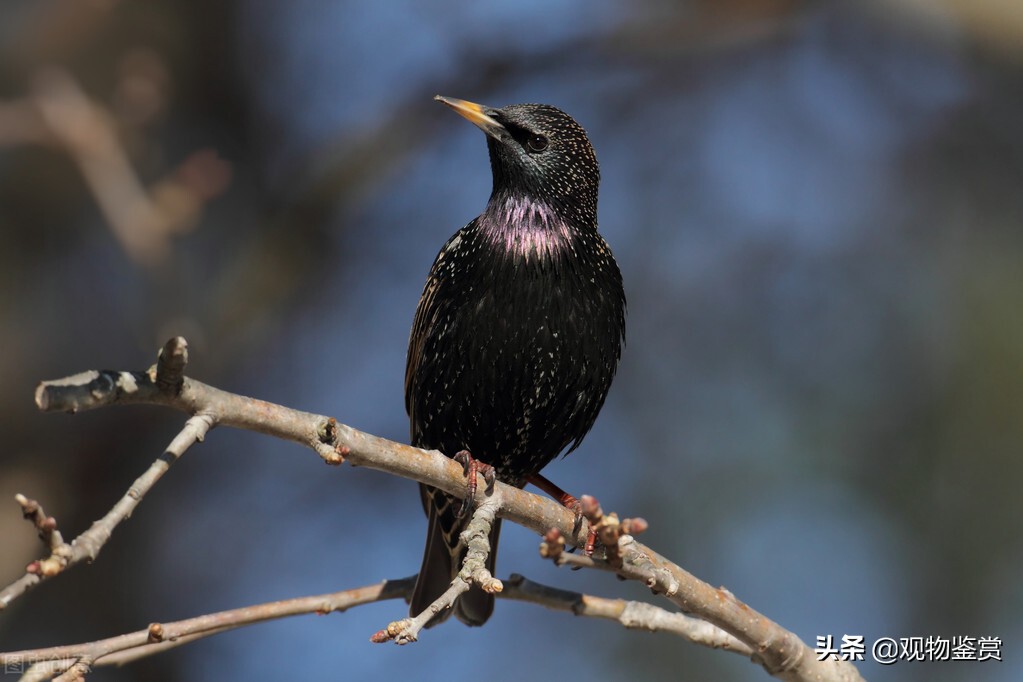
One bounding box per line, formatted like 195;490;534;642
453;450;496;519
527;473;599;555
449;458;600;555
528;472;579;509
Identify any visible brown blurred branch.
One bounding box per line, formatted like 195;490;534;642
30;68;231;266
0;67;229;268
4;337;864;682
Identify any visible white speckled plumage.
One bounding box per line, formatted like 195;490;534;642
407;99;625;626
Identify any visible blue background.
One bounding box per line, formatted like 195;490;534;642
1;2;1020;680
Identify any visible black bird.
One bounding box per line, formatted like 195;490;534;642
406;96;626;626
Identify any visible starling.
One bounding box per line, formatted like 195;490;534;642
406;96;626;626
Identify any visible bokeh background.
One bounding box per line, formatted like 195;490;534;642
1;1;1021;680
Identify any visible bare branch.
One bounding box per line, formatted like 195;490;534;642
502;574;752;654
0;570;755;678
0;412;213;610
372;492;504;644
14;494;66;558
0;579;415;677
12;339;864;682
542;532;866;682
1;339;213;610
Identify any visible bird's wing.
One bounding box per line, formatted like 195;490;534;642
404;218;477;443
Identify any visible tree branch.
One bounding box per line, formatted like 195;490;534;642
372;492;505;644
0;67;230;268
502;574;752;653
1;579;415;676
1;572;754;678
6;338;864;682
1;340;211;610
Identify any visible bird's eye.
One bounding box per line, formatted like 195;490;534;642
527;134;549;153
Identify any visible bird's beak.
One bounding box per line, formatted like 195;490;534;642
435;95;507;141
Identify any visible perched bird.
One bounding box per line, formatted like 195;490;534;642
406;96;626;626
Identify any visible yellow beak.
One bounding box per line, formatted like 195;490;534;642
435;95;507;140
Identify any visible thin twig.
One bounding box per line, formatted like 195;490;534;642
1;571;753;678
372;492;504;644
0;339;212;610
0;571;757;679
0;579;415;677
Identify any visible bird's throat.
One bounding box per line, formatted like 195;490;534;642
479;194;574;262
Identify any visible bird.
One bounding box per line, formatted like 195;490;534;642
406;96;626;626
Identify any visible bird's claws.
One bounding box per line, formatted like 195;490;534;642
527;473;600;555
559;496;597;556
453;450;495;519
578;494;601;555
578;494;648;567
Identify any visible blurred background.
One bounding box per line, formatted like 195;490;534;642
1;1;1021;680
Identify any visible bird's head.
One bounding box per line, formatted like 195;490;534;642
435;96;599;225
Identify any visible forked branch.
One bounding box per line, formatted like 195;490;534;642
2;338;864;682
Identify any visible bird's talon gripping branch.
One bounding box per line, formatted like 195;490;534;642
540;496;650;569
579;494;603;556
452;450;495;519
577;495;648;567
527;473;595;548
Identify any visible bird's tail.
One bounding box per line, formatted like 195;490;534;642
411;484;501;626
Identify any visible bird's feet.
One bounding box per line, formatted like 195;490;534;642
528;473;599;555
453;450;496;518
